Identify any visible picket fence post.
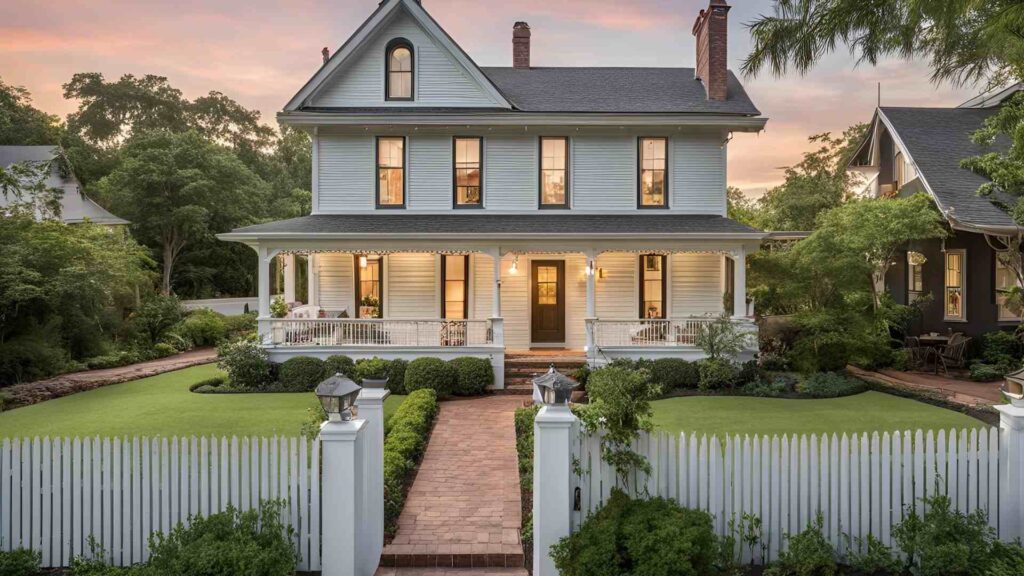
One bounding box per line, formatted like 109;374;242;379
319;418;370;576
533;405;578;576
355;387;390;566
996;403;1024;541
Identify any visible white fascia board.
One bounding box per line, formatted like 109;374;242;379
284;0;510;111
217;231;769;243
277;111;768;132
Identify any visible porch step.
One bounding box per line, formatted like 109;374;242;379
379;547;525;570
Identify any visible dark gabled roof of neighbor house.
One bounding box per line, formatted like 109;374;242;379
478;67;760;115
0;145;129;226
222;214;764;239
879;107;1016;230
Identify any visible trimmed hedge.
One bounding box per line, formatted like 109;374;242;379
277;356;327;392
649;358;700;390
383;389;439;536
404;357;457;399
324;355;355;379
354;357;390;382
797;372;866;398
450;356;494;395
387;359;408;395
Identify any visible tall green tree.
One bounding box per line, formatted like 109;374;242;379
0;78;63;146
97;130;268;294
743;0;1024;87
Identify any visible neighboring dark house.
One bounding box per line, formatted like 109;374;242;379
849;86;1023;337
0;145;128;226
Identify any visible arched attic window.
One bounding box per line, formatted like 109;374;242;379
386;39;414;101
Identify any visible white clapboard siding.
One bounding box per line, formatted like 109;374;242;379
571;427;999;564
0;437;320;571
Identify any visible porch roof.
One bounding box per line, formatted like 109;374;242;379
220;214;765;242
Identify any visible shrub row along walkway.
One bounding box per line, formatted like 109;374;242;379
3;348;218;409
381;395;527;573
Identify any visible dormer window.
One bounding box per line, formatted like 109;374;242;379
386;40;414;100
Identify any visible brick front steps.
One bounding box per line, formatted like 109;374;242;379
376;568;528;575
496;352;587;396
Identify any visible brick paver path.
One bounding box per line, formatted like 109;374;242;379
849;366;1003;406
381;395;526;569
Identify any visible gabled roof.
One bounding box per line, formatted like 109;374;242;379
0;145;129;226
876;107;1016;232
285;0;511;111
478;67;760;115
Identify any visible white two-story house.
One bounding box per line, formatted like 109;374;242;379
219;0;767;387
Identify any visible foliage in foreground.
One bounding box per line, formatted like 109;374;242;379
70;500;298;576
0;548;41;576
551;489;726;576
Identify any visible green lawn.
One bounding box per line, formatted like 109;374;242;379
651;391;988;437
0;364;405;438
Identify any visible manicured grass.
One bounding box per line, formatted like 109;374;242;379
651;391;988;437
0;364;406;438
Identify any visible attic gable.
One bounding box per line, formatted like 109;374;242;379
286;0;510;110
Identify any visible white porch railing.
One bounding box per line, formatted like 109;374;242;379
265;318;493;348
588;317;718;347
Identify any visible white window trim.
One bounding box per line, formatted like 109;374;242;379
944;249;966;322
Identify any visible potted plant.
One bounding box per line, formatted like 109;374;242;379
270;295;289;318
359;295;381;318
354;357;390;389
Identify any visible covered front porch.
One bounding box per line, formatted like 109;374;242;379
218;215;765;389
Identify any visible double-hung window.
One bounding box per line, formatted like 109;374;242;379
944;250;965;320
540;137;569;208
386;40;413;100
377;137;405;208
996;253;1022;321
454;137;483;207
639;137;668;208
907;251;924;303
442;255;469;319
639;254;667;319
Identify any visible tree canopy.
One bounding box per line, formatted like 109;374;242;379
0;78;62;146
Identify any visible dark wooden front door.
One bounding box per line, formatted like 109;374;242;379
531;260;565;343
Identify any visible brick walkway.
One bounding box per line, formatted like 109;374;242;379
381;395;526;570
848;366;1003;406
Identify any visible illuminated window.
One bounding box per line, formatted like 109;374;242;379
996;253;1022;321
454;138;482;207
540;137;568;207
894;151;905;190
386;40;413;100
442;255;469;319
536;265;558;305
639;254;666;319
356;255;383;318
377;137;405;207
907;251;924;302
639;137;668;208
944;250;965;320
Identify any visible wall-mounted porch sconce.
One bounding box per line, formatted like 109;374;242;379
359;255;368;268
509;255;519;275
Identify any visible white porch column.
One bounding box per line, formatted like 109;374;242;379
257;245;272;318
283;253;296;303
533;405;577;576
355;388;390;562
997;403;1024;541
732;247;747;319
320;418;374;576
488;247;503;318
584;250;597;362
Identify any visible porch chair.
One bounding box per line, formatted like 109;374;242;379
932;333;971;375
903;336;932;371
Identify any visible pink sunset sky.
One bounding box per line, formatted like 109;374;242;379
0;0;980;194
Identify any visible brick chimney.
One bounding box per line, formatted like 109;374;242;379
513;22;531;69
692;0;730;101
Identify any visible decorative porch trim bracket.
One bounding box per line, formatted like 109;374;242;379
997;403;1024;542
533;405;578;576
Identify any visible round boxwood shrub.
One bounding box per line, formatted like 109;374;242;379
324;354;355;378
277;356;328;392
354;357;391;383
697;358;739;391
404;357;457;398
217;338;273;391
649;358;700;390
387;359;408;395
450;357;494;396
550;489;720;576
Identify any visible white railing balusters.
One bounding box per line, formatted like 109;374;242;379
266;318;493;348
589;317;719;347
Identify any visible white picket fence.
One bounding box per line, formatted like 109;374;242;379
0;436;321;571
571;426;1001;564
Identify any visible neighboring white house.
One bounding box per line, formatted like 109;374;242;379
218;0;768;386
0;146;128;226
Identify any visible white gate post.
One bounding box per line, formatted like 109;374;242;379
355;387;390;564
997;403;1024;541
319;418;370;576
533;405;577;576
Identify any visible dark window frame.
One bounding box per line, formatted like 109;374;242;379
375;136;407;209
538;136;570;209
452;136;484;209
441;254;470;319
385;38;414;102
354;254;385;318
637;137;669;210
638;254;668;319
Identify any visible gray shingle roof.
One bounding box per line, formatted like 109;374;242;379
880;107;1015;229
479;67;760;115
224;214;763;237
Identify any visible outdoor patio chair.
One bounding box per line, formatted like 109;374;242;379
904;336;932;371
932;334;971;375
